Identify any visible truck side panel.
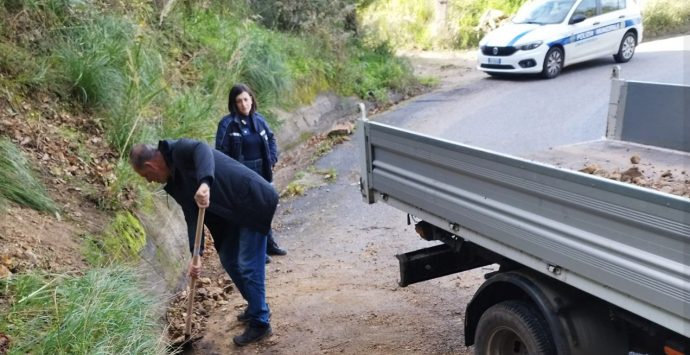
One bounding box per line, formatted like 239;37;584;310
361;120;690;337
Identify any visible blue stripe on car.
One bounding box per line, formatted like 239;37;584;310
625;17;641;27
508;29;534;46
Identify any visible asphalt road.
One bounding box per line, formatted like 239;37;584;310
374;35;689;156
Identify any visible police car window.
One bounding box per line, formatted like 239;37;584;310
573;0;598;18
513;0;577;25
602;0;624;13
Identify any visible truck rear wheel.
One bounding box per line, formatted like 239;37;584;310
474;300;555;355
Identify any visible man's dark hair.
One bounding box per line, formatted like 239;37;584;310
227;83;257;116
129;144;158;169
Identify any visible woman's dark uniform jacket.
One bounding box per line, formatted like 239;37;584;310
159;139;279;254
215;112;278;182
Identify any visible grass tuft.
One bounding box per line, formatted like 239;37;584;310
0;267;168;355
0;138;57;212
281;181;306;198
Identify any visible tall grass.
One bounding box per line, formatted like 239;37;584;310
0;268;169;354
52;15;165;157
0;138;57;212
54;15;131;108
108;42;165;159
176;10;294;120
160;89;217;141
238;28;293;109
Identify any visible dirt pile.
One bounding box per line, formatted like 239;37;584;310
164;236;237;344
166;275;235;343
579;155;689;198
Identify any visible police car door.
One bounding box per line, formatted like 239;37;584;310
597;0;628;54
566;0;601;63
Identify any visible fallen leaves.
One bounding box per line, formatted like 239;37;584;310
1;99;121;206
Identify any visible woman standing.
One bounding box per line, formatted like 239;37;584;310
215;84;287;262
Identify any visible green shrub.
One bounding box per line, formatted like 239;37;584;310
283;36;332;104
338;41;416;101
0;268;168;354
643;0;690;37
248;0;357;32
0;138;57;212
360;0;435;49
359;0;529;50
445;0;528;49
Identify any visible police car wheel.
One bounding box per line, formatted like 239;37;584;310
541;47;563;79
614;32;636;63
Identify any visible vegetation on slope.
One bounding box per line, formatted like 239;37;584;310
0;1;419;351
359;0;690;50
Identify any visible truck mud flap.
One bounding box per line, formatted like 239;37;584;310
396;242;493;287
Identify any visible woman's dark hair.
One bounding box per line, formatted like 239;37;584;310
228;83;257;116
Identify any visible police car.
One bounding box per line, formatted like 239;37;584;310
477;0;643;78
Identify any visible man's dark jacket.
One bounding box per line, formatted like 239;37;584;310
159;139;278;253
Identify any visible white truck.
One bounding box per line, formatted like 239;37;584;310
358;72;689;354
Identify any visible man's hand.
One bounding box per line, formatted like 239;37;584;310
188;257;201;278
195;182;210;208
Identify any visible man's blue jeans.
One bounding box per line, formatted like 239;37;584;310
205;214;270;327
